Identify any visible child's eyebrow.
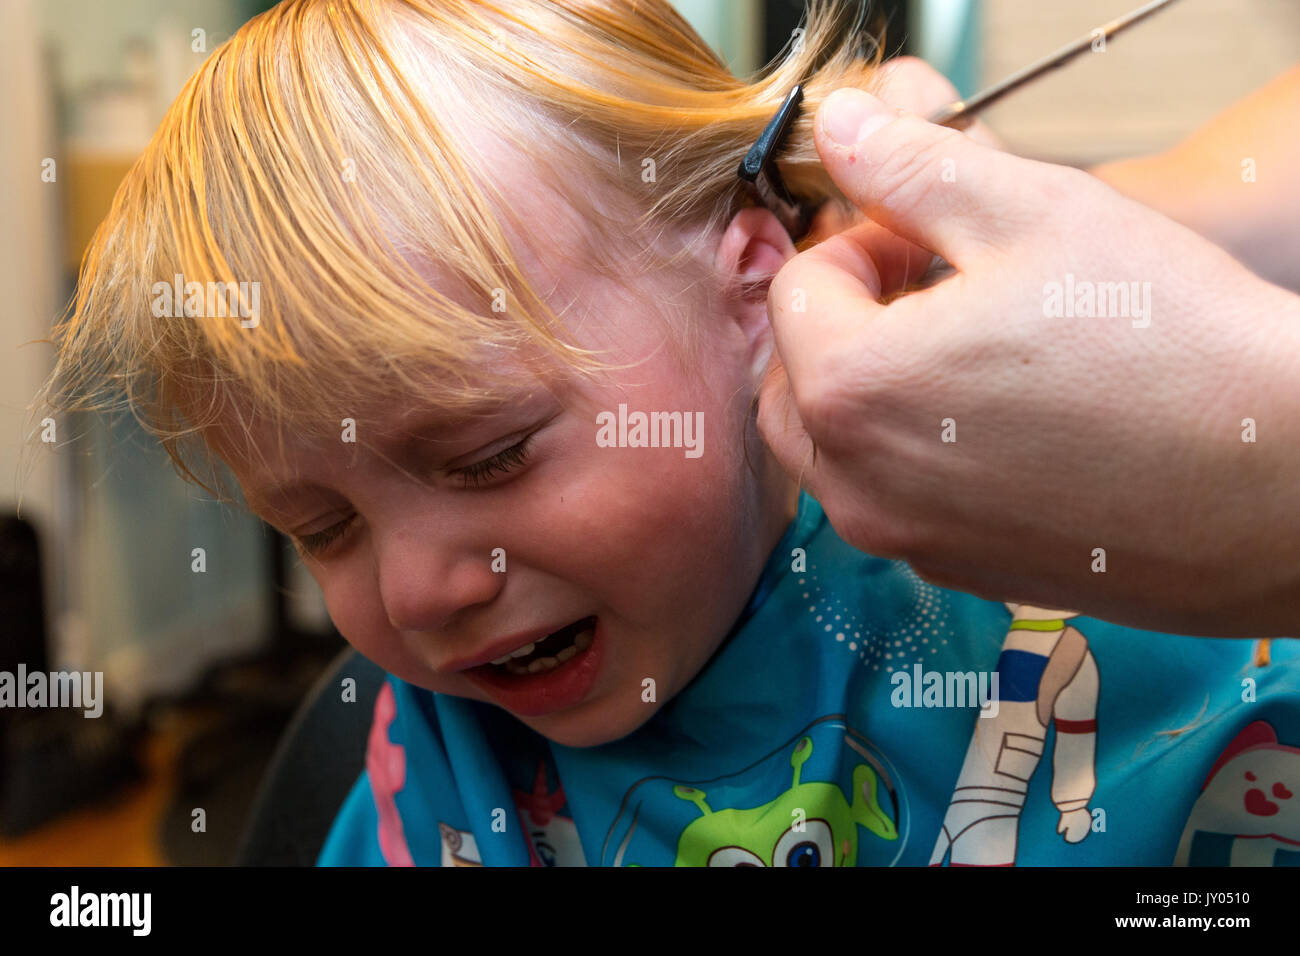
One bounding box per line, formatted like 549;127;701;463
384;393;553;447
243;479;332;521
243;395;555;517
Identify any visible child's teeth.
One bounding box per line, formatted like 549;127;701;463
496;622;595;674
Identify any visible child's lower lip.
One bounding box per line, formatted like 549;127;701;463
462;618;603;718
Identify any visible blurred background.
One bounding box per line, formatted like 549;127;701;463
0;0;1296;865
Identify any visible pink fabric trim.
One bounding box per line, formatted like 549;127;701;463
366;682;415;866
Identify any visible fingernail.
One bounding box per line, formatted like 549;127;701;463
821;88;893;147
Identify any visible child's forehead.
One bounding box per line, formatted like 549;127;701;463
203;349;551;439
287;376;560;443
447;102;694;306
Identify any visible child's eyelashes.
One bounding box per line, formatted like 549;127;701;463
289;427;545;558
293;513;357;558
450;432;535;488
287;424;546;554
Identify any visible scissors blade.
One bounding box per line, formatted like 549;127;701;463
927;0;1184;130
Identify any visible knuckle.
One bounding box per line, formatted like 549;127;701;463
795;336;918;448
791;348;879;443
791;371;847;440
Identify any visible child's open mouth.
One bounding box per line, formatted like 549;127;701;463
488;616;596;676
464;616;603;718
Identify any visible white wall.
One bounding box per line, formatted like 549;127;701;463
2;0;274;709
0;0;68;662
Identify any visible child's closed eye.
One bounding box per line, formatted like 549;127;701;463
291;432;539;558
451;431;536;488
294;515;357;557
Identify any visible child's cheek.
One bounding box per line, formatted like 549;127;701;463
526;409;749;609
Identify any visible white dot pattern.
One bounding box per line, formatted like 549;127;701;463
803;563;953;674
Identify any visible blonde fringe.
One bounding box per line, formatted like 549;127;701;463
31;0;883;499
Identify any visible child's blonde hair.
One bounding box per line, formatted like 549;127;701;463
37;0;881;497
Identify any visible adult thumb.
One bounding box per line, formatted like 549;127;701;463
816;87;1051;265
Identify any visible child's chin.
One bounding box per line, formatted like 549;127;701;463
519;697;664;749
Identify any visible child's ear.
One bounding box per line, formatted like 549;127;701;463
713;207;799;377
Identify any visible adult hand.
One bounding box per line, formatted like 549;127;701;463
758;87;1300;637
804;57;1002;244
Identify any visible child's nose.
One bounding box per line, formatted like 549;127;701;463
376;535;504;634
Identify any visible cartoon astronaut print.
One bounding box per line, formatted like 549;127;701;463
930;604;1099;866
